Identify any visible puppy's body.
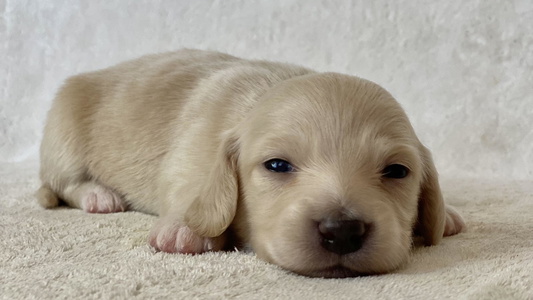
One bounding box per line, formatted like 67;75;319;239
38;50;310;213
37;49;464;277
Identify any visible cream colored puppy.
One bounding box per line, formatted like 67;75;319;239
37;49;464;278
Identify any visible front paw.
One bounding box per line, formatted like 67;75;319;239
444;205;466;236
148;218;225;254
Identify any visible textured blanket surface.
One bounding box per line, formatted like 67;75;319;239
1;161;532;300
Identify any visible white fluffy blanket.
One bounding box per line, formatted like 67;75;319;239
1;161;532;299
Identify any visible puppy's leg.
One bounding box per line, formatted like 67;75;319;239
37;179;127;214
148;215;226;254
443;205;465;236
39;150;126;213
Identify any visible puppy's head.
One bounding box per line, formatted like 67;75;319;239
186;73;445;277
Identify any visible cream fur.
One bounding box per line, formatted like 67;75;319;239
37;49;464;278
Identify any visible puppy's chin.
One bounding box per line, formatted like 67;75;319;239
294;266;363;279
259;244;409;278
255;238;409;278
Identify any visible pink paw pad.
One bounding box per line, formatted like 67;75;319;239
148;221;223;254
81;186;126;213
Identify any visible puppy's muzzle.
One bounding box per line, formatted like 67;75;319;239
318;219;369;255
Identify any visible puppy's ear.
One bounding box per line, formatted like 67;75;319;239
416;146;446;246
184;132;239;238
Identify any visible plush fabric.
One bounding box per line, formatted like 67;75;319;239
1;161;531;299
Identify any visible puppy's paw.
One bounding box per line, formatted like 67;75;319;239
148;219;225;254
443;205;465;236
81;185;126;213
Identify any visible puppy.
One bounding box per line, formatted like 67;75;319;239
36;49;464;278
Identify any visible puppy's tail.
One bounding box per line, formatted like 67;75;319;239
35;185;60;208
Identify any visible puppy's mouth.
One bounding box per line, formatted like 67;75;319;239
296;265;363;278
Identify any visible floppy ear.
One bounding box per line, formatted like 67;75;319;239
416;146;446;246
184;132;239;238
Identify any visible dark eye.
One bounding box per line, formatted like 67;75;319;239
264;159;295;173
382;164;409;179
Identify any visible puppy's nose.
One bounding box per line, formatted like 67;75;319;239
318;219;368;255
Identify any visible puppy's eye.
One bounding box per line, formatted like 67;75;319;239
382;164;409;179
264;159;294;173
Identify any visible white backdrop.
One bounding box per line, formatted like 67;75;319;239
2;0;532;179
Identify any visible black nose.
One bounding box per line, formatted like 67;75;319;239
318;219;368;255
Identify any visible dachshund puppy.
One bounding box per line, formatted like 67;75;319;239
36;49;464;278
